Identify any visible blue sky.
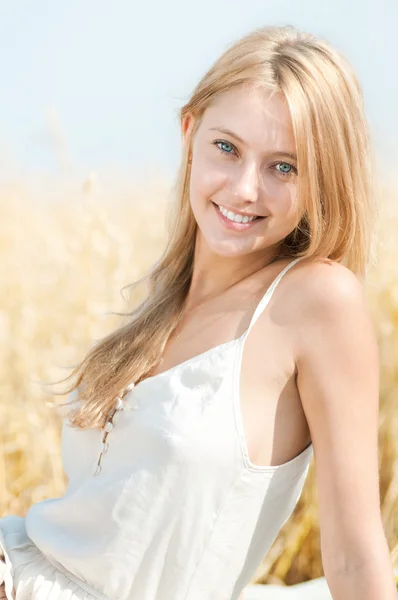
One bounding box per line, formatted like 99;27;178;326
0;1;397;184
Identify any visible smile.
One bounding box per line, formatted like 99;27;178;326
212;202;266;231
217;203;260;223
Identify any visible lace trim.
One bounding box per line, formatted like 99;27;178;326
93;383;137;476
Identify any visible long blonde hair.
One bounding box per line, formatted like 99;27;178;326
54;24;379;430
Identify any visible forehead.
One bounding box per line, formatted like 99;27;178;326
200;85;295;151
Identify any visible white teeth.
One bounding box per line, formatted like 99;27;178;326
217;204;258;223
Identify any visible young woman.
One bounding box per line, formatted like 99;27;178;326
1;24;397;600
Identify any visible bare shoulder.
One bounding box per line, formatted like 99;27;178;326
296;254;362;289
290;257;366;316
286;257;372;361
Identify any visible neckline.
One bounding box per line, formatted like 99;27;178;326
130;256;305;391
133;329;248;389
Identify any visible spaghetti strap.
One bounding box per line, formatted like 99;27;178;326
245;256;305;335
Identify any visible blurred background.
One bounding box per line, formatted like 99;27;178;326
0;0;397;588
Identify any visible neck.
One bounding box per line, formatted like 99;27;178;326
185;232;281;313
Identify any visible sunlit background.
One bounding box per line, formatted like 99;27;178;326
1;0;397;590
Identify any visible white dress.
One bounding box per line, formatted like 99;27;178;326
0;256;313;600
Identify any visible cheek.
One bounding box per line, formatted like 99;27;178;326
266;181;297;215
190;159;228;208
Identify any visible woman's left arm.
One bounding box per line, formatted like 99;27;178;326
295;262;397;599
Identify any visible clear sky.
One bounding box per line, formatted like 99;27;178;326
0;0;397;185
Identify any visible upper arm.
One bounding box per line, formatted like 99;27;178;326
294;261;385;575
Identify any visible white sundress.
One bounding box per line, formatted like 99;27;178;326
0;256;313;600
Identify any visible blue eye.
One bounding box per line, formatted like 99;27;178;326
213;140;237;156
274;162;298;177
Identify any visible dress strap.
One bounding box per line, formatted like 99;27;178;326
245;256;305;336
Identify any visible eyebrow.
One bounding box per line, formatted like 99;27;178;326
209;127;298;162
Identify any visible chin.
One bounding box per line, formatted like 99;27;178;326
202;236;253;258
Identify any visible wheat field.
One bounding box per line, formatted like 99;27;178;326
0;173;397;587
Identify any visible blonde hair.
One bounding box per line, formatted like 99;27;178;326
54;24;379;430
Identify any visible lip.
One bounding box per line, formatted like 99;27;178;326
212;201;266;231
215;202;263;218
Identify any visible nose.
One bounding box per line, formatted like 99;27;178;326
231;160;260;203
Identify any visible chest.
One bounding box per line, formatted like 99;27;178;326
147;287;310;470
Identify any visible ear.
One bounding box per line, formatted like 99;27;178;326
181;113;195;148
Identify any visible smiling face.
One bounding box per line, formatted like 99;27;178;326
183;85;302;262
